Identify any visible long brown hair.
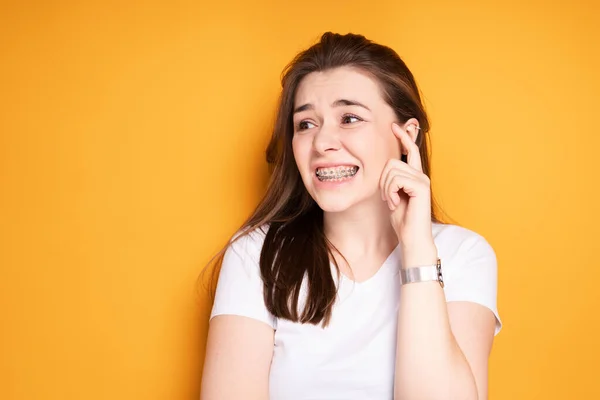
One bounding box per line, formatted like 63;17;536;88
207;32;444;326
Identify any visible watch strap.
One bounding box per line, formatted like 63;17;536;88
400;258;444;288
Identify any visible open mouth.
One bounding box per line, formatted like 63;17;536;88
315;166;359;182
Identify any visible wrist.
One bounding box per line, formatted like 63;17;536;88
401;243;438;269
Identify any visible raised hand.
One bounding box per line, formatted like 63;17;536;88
379;122;437;267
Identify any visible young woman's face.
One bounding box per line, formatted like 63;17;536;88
292;66;402;213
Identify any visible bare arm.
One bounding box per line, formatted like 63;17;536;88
201;315;275;400
447;301;497;400
380;123;498;398
394;247;496;400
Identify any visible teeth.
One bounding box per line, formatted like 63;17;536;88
316;166;358;180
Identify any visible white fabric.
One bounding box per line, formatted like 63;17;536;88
210;223;502;400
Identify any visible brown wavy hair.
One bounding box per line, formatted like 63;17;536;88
207;32;444;327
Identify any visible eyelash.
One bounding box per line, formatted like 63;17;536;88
296;114;364;131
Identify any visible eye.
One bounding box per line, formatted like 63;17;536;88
341;114;363;124
296;120;316;131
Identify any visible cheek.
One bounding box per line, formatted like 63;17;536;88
363;151;388;182
353;128;398;179
374;122;401;159
386;136;401;159
354;125;398;162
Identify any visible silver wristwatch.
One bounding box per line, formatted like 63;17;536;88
399;258;444;288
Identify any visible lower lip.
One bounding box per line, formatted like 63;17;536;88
313;170;359;188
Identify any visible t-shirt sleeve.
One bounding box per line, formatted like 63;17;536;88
439;228;502;335
209;231;277;329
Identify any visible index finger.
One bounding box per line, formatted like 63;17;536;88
392;123;423;173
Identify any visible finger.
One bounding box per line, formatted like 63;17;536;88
380;162;398;209
379;160;392;202
391;123;423;173
382;174;395;210
384;171;415;210
389;178;402;209
380;160;418;207
383;173;400;210
385;169;421;199
382;158;419;179
388;175;411;211
380;160;401;205
380;160;416;197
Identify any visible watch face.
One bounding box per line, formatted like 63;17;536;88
436;258;444;288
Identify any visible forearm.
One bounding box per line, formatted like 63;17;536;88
394;248;478;400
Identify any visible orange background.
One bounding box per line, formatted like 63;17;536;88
1;1;598;399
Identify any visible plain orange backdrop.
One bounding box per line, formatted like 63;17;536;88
1;1;599;399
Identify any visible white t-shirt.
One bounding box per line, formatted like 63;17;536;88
210;222;502;400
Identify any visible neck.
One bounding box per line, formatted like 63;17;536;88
323;195;398;259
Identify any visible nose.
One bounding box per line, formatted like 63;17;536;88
312;121;341;154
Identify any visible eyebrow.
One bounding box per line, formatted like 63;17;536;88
293;99;371;114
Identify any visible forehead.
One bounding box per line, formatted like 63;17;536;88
294;66;384;107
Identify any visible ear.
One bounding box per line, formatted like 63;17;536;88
401;118;421;146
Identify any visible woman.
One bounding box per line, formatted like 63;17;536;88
201;32;501;400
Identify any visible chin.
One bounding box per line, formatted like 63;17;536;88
316;202;354;213
311;192;361;213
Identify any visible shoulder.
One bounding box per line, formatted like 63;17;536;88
432;223;497;270
227;224;270;263
432;223;501;334
211;224;277;328
433;222;495;257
